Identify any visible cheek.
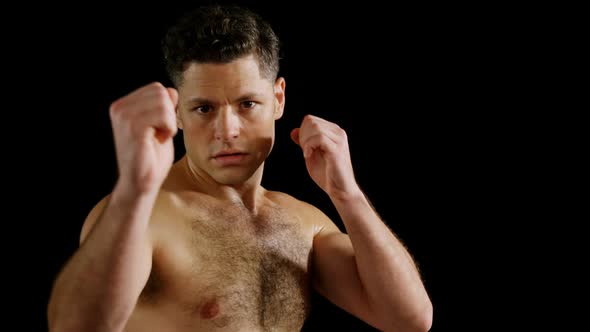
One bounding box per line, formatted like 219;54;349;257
182;123;211;150
249;118;275;137
254;122;276;150
185;120;210;136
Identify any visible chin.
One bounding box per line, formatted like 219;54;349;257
213;169;256;185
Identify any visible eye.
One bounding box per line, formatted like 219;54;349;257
193;105;212;114
241;101;257;110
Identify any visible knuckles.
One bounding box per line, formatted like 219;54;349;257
109;82;174;124
335;126;347;139
301;114;347;141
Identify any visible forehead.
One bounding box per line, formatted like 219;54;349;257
179;54;273;98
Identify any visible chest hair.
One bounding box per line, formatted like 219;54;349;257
148;201;313;330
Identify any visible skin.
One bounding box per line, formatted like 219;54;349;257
47;54;433;332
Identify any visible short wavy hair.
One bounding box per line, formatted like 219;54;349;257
162;5;280;86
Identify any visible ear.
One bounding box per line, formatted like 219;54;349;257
273;77;286;120
176;106;184;130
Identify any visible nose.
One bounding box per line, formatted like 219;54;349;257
214;107;240;141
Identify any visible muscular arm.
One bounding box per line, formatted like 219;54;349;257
293;115;432;331
313;192;433;332
47;82;177;331
47;184;155;332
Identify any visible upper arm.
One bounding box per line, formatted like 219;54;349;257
311;210;383;330
80;194;111;245
78;192;155;307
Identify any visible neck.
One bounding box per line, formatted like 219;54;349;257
180;155;266;212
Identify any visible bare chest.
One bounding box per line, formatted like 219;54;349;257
144;203;314;330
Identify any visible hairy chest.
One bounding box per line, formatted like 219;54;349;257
145;203;314;330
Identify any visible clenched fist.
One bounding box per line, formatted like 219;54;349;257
291;115;361;200
109;82;178;195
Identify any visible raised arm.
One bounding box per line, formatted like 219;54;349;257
47;82;179;332
292;115;433;332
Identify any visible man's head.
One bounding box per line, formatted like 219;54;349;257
162;4;280;88
162;5;285;186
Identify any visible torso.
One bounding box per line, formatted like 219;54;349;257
123;168;318;331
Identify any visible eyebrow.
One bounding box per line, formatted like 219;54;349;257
186;93;266;105
186;97;215;105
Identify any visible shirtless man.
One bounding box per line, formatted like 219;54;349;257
47;4;432;332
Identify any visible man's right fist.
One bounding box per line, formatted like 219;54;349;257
109;82;178;195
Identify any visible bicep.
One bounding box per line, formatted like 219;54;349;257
312;226;381;329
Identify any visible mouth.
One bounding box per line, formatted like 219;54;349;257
212;152;249;166
213;151;247;158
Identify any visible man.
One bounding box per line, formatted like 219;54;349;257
47;4;432;332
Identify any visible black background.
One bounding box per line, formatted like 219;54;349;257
6;0;553;331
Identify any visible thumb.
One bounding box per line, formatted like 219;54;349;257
290;128;300;146
166;87;179;107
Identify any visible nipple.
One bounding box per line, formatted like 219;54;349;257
200;299;220;319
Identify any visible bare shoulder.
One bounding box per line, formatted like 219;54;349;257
78;189;176;246
79;193;112;244
265;190;341;235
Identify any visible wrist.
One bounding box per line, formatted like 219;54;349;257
328;186;366;206
111;180;159;207
105;182;159;225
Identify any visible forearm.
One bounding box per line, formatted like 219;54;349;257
48;184;155;332
331;190;432;331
